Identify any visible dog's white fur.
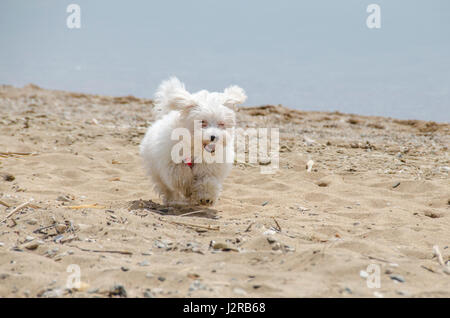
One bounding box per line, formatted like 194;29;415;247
140;77;246;206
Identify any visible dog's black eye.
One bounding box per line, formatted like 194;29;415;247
201;120;208;128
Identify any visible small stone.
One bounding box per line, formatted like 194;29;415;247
54;235;64;243
109;285;127;298
121;266;129;272
38;288;64;298
392;182;401;188
26;219;38;225
25;236;35;242
158;276;166;282
143;290;153;298
360;270;369;278
390;275;405;283
146;273;154;279
0;273;10;280
233;288;247;295
189;280;206;292
373;291;384;298
24;242;39;250
0;242;4;247
73;281;90;292
266;237;277;244
424;211;441;218
306;160;314;172
211;242;238;252
87;288;99;294
3;174;15;182
261;201;269;206
55;224;67;234
56;195;71;202
138;260;149;267
263;229;277;236
271;242;282;251
344;287;352;294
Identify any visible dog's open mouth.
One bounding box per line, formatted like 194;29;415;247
204;143;216;153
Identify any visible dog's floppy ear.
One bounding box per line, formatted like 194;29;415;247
223;85;247;109
154;77;196;115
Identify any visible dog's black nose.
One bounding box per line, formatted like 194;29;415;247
210;135;217;141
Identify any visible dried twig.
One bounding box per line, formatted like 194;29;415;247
178;210;207;217
33;223;57;234
0;199;34;225
0;199;11;208
244;222;254;232
68;245;132;255
66;203;106;210
421;265;436;273
363;255;392;264
272;217;282;232
0;152;37;158
169;221;219;231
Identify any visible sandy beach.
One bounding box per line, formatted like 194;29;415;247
0;83;449;298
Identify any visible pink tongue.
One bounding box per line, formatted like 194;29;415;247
204;143;215;153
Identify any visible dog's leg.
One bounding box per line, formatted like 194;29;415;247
191;176;221;206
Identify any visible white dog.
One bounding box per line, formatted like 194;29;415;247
140;77;247;206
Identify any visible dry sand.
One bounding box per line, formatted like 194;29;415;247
0;84;449;298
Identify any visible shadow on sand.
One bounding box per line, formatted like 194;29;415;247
128;199;218;219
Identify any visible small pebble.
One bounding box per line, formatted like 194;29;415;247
56;195;71;202
263;229;277;236
55;224;67;234
138;260;149;267
360;270;369;278
390;275;405;283
26;219;38;225
233;288;247;295
306;160;314;172
143;290;153;298
121;266;129;272
3;174;15;182
24;242;39;250
87;288;99;294
158;276;166;282
373;291;384;298
109;285;127;298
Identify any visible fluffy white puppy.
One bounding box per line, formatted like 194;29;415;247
140;77;247;206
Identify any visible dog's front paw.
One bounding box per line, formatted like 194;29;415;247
191;192;216;206
191;178;220;206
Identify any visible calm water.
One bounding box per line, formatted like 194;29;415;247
1;0;449;122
